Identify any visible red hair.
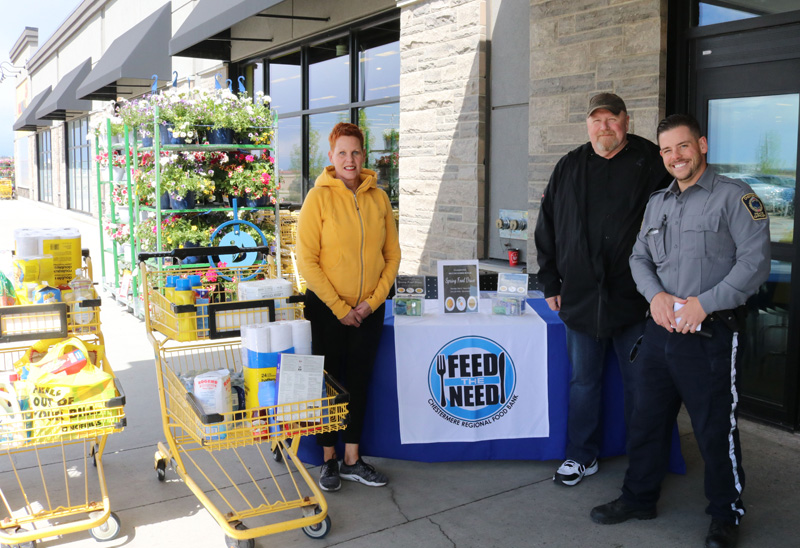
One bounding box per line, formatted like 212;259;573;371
328;122;364;150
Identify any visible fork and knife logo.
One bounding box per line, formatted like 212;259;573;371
428;336;515;425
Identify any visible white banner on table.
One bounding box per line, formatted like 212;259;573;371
395;300;549;444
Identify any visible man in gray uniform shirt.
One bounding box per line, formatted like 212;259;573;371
590;114;770;548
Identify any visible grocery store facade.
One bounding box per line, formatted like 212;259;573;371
10;0;800;429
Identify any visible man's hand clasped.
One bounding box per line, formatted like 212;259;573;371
650;292;707;334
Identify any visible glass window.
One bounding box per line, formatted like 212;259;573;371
308;37;350;110
242;63;264;99
277;116;302;203
37;130;53;203
67;118;92;214
269;51;301;113
698;1;798;26
358;20;400;102
262;16;399;203
707;94;797;244
359;103;399;200
742;260;792;405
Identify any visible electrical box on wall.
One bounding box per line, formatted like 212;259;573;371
496;209;528;240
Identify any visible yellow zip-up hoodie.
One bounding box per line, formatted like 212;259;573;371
297;166;401;320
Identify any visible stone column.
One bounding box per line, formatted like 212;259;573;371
399;0;487;275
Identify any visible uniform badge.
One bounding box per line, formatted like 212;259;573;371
741;193;767;220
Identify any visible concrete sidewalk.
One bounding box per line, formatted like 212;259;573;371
1;198;798;548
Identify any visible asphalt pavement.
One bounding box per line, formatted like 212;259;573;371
0;197;798;548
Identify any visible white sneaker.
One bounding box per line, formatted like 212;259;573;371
553;458;598;486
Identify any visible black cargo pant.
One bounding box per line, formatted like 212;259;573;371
304;290;385;447
621;317;746;524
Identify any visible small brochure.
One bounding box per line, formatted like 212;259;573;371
277;354;325;421
395;275;426;297
394;275;425;316
497;273;528;296
437;260;480;314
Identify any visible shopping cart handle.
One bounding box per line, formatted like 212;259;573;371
107;378;126;408
138;245;271;263
324;372;350;405
186;392;224;424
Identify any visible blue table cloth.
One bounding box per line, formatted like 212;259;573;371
297;298;685;473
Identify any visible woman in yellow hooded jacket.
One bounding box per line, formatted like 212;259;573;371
297;122;401;492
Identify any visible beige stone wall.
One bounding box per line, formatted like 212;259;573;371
398;0;487;275
527;0;667;269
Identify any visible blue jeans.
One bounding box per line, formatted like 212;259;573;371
564;321;645;465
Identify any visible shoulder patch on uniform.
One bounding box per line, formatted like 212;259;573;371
741;193;767;220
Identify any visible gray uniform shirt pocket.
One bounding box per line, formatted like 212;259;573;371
683;215;732;258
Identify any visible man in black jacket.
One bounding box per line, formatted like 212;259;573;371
534;93;670;486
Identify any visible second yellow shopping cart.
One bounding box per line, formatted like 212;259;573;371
140;249;349;548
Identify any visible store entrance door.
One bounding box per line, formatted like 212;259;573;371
695;31;800;428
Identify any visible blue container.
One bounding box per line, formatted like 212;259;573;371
169;191;196;210
207;128;234;144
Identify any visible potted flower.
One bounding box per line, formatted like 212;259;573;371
160;89;202;144
197;88;240;144
231;92;274;144
218;152;277;206
117;95;155;145
158;153;215;209
383;128;399;150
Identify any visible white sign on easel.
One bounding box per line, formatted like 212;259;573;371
437;260;480;315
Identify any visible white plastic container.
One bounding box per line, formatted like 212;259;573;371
0;387;25;448
68;268;95;330
193;369;232;440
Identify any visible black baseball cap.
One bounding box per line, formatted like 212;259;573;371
587;93;627;116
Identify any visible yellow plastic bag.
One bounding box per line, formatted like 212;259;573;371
18;338;117;442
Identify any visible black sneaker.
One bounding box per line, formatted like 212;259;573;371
706;518;739;548
590;497;657;525
339;458;388;487
319;458;341;492
554;458;598;486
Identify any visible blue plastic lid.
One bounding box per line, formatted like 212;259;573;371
166;275;177;288
176;278;193;291
188;275;202;287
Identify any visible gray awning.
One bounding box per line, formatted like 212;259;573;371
13;87;54;132
36;58;93;120
76;3;172;101
170;0;282;60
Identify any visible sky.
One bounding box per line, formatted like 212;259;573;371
0;0;80;157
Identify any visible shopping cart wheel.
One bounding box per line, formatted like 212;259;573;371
302;508;331;539
224;521;254;548
272;438;291;463
156;458;167;481
89;512;121;542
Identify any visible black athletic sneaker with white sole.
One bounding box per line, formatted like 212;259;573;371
339;458;388;487
319;458;341;492
553;458;598;486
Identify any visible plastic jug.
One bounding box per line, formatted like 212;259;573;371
164;275;178;302
174;278;197;341
0;387;24;448
68;268;95;330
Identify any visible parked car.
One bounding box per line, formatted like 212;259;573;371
722;173;795;215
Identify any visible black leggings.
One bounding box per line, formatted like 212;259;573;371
304;290;385;446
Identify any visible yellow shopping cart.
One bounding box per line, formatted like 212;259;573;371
139;247;349;548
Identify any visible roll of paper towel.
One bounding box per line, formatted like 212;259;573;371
290;320;312;355
14;229;43;257
269;323;294;353
241;323;271;368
